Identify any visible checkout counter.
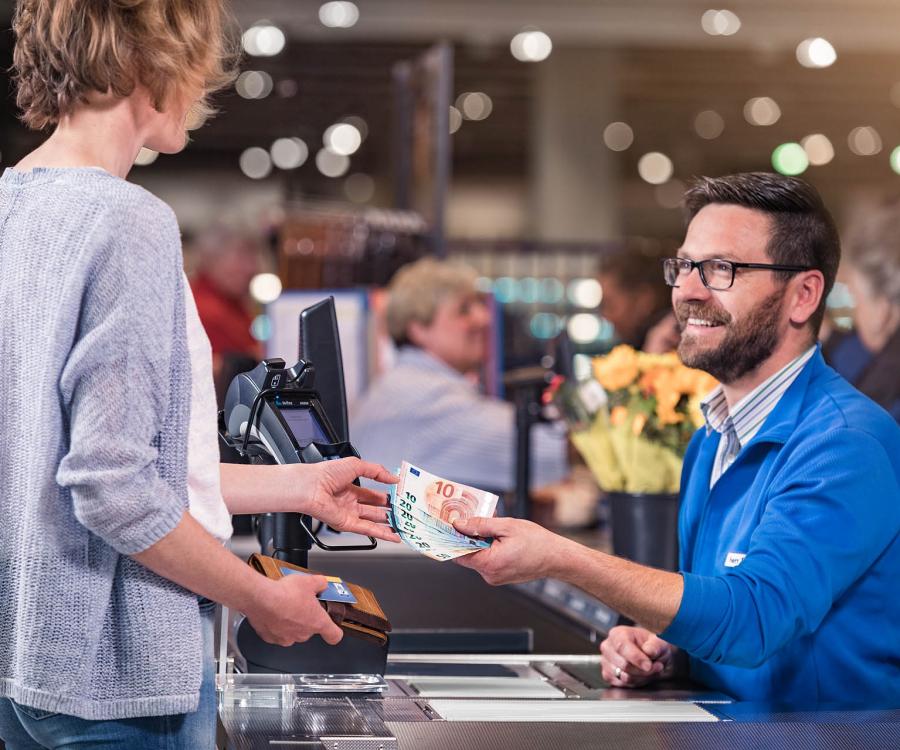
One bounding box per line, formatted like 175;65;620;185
217;542;900;750
215;299;900;749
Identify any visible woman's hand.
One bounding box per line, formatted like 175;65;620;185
296;458;400;543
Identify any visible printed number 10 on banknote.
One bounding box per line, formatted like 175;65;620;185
399;461;498;524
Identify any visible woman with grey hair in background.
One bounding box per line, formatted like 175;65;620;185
826;199;900;422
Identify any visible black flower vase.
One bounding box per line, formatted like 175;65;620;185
608;492;680;571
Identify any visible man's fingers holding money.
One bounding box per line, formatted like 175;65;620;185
452;515;511;539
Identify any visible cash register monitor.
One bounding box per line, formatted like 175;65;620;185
299;297;350;444
276;400;330;448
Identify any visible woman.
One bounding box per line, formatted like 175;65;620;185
0;2;396;748
827;199;900;422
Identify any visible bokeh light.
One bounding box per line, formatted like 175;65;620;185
603;122;634;152
319;1;359;28
270;138;308;169
694;110;725;140
511;30;553;62
848;126;882;156
801;134;834;166
701;9;741;36
239;147;272;179
890;146;900;175
568;278;603;308
249;273;282;304
449;106;463;134
235;71;274;100
456;92;493;121
638;152;674;185
567;314;603;343
744;97;781;126
796;38;837;68
324;123;362;156
771;143;809;176
242;24;286;57
530;312;564;339
315;148;351;177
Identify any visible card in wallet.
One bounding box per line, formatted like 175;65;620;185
247;553;391;646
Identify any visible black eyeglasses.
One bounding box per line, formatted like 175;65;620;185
662;257;814;291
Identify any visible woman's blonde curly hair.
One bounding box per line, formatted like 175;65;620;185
12;0;240;131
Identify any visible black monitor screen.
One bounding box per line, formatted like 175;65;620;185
280;406;329;448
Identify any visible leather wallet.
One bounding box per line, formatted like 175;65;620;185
248;553;391;645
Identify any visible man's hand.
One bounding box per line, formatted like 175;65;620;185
245;574;344;647
295;458;400;543
600;625;677;688
451;516;564;585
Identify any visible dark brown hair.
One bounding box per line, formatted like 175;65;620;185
12;0;239;130
684;172;841;333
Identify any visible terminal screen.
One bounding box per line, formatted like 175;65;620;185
280;406;329;447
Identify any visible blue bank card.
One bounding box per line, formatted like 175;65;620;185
279;566;358;604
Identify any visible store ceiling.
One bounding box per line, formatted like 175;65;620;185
2;1;900;234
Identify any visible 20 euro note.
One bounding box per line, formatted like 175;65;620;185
388;461;498;561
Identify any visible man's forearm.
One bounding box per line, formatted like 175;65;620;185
219;463;308;515
550;537;684;634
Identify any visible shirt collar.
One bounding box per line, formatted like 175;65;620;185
700;345;817;446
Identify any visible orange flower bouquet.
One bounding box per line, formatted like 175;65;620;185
561;346;718;494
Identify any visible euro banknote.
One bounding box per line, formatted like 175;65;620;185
388;461;498;561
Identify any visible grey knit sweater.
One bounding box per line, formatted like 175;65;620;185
0;167;202;720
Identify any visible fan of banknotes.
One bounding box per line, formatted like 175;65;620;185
387;461;499;561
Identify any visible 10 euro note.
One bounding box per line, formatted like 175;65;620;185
389;461;499;561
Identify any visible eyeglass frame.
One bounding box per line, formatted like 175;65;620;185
661;257;815;291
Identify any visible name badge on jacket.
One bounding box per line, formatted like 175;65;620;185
724;552;746;568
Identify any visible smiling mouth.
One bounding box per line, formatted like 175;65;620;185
685;317;724;328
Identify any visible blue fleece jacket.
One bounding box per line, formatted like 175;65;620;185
660;349;900;707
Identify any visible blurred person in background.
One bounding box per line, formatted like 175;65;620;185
824;199;900;422
599;239;680;354
0;2;397;747
186;225;265;399
353;258;569;493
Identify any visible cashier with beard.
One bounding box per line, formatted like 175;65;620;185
454;173;900;707
352;258;568;493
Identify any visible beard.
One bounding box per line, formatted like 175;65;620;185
676;286;786;384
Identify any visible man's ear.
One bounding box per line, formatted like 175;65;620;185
788;270;825;327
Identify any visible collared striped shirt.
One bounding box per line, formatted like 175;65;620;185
701;346;817;487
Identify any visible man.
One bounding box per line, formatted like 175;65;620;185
353;258;568;493
455;173;900;707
